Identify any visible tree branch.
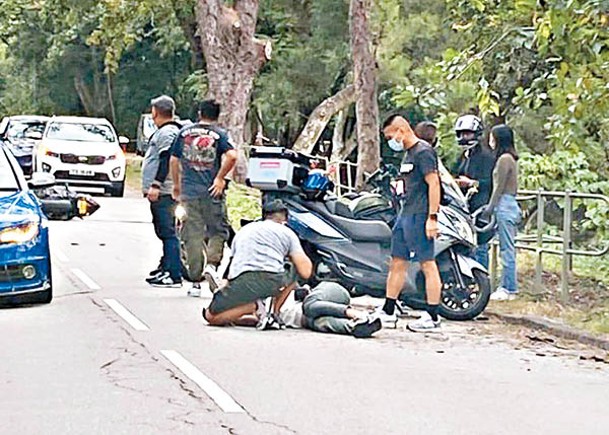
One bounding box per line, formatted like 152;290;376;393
293;85;356;153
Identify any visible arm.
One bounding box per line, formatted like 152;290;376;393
425;172;441;239
290;251;313;280
209;149;238;198
486;157;509;214
273;281;298;314
170;156;182;201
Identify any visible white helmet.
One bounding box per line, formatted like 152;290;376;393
455;115;484;150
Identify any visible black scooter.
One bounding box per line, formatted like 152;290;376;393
249;148;490;321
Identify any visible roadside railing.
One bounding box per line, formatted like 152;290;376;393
490;190;609;302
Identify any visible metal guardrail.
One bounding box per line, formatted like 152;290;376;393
490;189;609;302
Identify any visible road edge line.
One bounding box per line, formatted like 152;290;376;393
71;268;101;290
160;350;245;414
103;298;150;331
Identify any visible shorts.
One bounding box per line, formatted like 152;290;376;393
391;213;435;262
208;271;289;314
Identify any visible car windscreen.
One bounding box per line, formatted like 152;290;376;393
143;116;157;140
0;150;20;193
6;120;47;140
46;122;117;143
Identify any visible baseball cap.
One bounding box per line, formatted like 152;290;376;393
150;95;176;113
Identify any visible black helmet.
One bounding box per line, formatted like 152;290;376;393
455;114;484;150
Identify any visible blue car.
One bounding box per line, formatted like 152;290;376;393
0;115;49;177
0;145;53;304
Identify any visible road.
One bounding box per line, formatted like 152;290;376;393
1;193;608;435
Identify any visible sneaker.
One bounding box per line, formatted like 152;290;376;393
256;313;285;331
145;269;165;283
203;265;221;293
148;267;163;277
407;312;441;333
255;299;267;320
351;316;382;338
187;282;202;297
373;307;398;328
490;287;518;301
147;272;182;288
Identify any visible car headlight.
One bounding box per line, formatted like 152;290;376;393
0;222;40;244
112;167;122;178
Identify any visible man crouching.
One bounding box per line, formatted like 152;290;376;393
202;200;312;325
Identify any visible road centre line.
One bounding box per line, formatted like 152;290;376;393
71;268;101;290
161;350;246;414
53;249;69;263
103;299;150;331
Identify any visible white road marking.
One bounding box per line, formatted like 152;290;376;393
53;249;69;263
161;350;245;414
71;268;101;290
103;299;150;331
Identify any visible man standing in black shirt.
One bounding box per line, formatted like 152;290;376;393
376;115;442;332
453;114;496;268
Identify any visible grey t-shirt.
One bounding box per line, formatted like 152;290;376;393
280;301;305;328
228;220;304;280
142;123;180;195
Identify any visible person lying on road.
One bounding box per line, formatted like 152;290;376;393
264;282;382;338
202;200;313;326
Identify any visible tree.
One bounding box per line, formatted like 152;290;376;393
195;0;271;179
350;0;380;186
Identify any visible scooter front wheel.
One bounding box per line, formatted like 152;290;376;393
439;269;491;321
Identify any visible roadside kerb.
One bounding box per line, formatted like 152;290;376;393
485;309;609;351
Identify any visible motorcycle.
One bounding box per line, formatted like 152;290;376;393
33;184;100;221
247;147;491;321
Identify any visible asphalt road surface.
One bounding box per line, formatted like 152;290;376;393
2;193;608;435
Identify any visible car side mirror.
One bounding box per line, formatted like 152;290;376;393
28;172;56;189
119;136;130;145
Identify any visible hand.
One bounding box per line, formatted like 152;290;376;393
172;186;181;202
209;177;226;198
456;176;475;188
426;218;439;240
147;186;160;202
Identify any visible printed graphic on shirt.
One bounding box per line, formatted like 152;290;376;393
181;128;221;171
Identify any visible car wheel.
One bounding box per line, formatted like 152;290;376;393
110;181;125;197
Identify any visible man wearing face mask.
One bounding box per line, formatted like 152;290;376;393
453;114;496;268
376;115;443;332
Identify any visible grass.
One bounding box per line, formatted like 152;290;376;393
125;155;143;192
490;250;609;337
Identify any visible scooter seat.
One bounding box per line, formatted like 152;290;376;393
303;200;393;242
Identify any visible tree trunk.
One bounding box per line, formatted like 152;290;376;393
350;0;380;188
196;0;270;182
331;109;348;161
292;85;356;153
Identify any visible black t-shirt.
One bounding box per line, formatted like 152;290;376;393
398;141;439;215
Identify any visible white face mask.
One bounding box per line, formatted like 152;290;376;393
388;138;404;152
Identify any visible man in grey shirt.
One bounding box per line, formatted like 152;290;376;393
142;95;182;287
203;200;313;326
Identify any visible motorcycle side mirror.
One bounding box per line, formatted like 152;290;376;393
472;207;496;233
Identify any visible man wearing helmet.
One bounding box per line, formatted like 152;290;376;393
453;114;496;268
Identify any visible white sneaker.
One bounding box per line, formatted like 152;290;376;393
187;282;202;298
374;307;398;329
490;287;517;301
203;265;221;293
407;312;441;333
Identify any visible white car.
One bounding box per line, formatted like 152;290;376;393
33;116;128;197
